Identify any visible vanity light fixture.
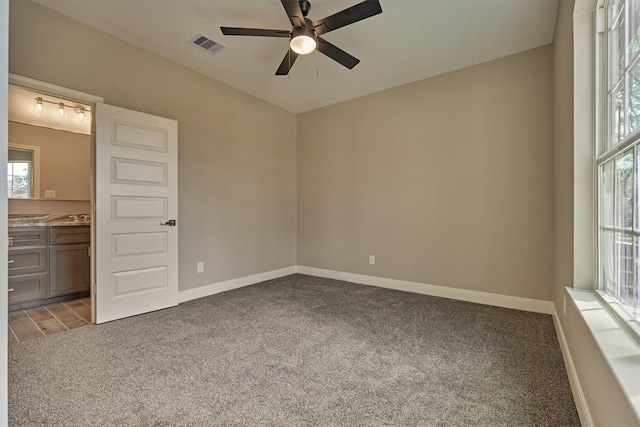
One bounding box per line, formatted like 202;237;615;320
33;96;91;120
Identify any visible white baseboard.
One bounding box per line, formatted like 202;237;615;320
178;265;554;314
552;308;594;427
178;266;297;303
180;265;555;314
297;266;555;314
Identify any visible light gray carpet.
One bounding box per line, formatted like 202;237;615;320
9;274;580;426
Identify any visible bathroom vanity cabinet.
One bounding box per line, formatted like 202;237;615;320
9;225;90;311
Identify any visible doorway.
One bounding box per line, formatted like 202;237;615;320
7;83;95;344
7;73;180;329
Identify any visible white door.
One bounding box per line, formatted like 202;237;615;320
95;103;178;323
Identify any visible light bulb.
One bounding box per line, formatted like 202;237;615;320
35;97;43;112
290;27;316;55
58;102;65;117
77;107;85;121
291;35;316;54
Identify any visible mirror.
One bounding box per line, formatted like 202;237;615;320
8;122;90;201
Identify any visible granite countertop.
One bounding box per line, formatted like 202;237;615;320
8;214;91;228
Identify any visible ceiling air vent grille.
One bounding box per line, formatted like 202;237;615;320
189;34;226;56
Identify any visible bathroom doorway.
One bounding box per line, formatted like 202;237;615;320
6;74;180;330
7;83;95;345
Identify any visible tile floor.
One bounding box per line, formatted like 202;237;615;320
8;297;91;346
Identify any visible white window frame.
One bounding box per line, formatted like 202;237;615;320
7;142;40;198
597;0;640;338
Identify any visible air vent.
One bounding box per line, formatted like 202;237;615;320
189;34;226;56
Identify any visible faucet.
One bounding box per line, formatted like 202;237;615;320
68;215;78;222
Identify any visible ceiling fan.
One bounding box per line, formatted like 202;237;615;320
220;0;382;75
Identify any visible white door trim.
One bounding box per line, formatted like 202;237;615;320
1;2;10;423
8;74;104;104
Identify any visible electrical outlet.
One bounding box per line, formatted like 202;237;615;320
197;262;204;273
44;190;56;198
369;255;375;265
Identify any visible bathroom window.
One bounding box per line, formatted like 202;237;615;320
7;160;32;199
8;145;40;199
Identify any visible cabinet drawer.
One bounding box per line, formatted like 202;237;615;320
50;226;90;245
8;273;48;304
8;247;48;276
8;228;48;248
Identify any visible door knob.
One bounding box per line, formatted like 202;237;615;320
160;220;176;226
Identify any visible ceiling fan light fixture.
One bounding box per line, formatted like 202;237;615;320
290;27;316;55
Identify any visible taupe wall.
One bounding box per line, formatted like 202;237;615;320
9;0;297;291
9;121;90;201
298;46;554;301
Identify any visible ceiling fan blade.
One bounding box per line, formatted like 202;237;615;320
220;27;290;37
313;0;382;36
275;49;300;75
317;37;360;69
281;0;307;27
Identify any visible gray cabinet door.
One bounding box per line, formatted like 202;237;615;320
49;243;90;297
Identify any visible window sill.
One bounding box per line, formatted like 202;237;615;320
566;288;640;421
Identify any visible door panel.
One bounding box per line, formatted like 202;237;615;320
111;158;167;186
95;103;178;323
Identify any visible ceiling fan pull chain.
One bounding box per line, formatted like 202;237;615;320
289;32;293;79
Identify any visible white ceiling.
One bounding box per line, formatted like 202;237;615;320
33;0;560;114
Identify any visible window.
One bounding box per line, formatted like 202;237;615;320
7;160;31;199
598;0;640;336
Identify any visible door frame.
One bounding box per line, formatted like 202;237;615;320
8;73;104;322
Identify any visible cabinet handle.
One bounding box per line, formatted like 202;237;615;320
8;288;13;292
8;237;13;247
7;260;14;264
